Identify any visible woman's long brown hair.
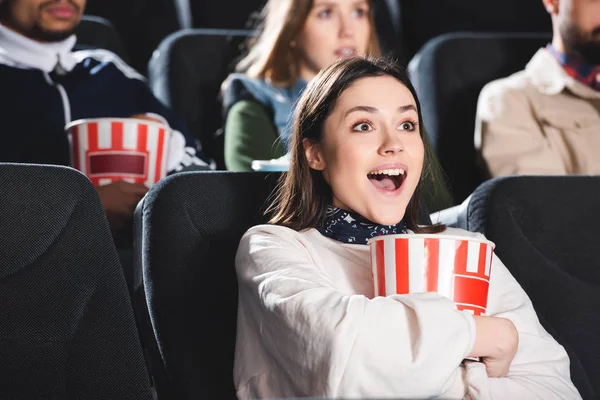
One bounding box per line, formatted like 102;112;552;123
267;56;447;234
236;0;381;86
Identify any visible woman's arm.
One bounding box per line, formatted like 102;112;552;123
236;226;476;398
472;253;582;399
224;100;286;171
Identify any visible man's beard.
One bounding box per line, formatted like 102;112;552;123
29;23;76;42
560;20;600;65
0;18;77;42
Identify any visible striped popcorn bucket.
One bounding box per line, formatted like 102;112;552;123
369;234;495;315
65;118;170;188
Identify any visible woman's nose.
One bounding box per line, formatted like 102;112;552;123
379;131;404;155
339;14;354;38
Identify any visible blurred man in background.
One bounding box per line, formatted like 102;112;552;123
0;0;212;286
475;0;600;177
0;0;210;241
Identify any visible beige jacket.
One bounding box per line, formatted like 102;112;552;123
475;48;600;177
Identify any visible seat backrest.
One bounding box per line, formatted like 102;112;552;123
189;0;264;30
398;0;551;57
0;163;152;399
408;32;551;204
134;171;281;399
371;0;408;62
148;29;252;169
85;0;182;74
462;175;600;399
74;15;130;63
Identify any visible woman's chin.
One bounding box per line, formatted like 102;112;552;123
363;209;406;226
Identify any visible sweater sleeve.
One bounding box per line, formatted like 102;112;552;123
235;226;476;398
469;252;582;399
224;100;286;171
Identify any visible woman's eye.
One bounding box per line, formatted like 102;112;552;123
399;121;415;131
352;7;368;18
352;122;373;132
317;8;333;18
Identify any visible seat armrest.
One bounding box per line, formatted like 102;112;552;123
429;196;472;229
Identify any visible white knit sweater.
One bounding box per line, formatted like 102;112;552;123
234;225;580;399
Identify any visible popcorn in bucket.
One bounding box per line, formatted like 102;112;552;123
368;234;495;315
65;117;170;188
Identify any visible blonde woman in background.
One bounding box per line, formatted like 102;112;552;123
221;0;380;172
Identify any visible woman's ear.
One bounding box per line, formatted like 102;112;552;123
303;138;326;170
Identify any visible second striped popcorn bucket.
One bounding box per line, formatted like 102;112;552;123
65;118;171;188
368;234;495;315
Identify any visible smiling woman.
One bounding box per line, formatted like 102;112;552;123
221;0;380;171
269;57;437;232
232;57;581;399
301;74;426;227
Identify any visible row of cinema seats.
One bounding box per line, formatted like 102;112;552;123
74;15;553;206
2;162;600;399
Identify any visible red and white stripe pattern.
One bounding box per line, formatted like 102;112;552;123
69;119;169;187
370;235;494;315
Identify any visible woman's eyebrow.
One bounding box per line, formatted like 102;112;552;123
313;1;338;7
314;0;367;8
344;105;378;117
344;104;417;117
398;104;417;113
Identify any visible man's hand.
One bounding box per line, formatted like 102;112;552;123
96;181;148;231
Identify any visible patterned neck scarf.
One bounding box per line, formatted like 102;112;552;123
547;44;600;91
317;206;407;245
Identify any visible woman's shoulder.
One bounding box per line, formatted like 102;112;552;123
243;223;297;237
236;225;322;272
224;73;265;88
240;224;307;246
239;224;326;251
223;73;275;109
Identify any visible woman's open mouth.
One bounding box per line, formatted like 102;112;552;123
367;168;406;192
334;47;357;58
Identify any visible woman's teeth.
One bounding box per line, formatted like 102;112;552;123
337;48;355;57
367;168;406;191
368;168;405;176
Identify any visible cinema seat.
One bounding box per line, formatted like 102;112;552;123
148;29;252;169
458;175;600;399
408;32;551;204
75;15;130;62
133;171;280;399
0;163;152;399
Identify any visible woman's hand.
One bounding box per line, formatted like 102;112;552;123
468;315;519;378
